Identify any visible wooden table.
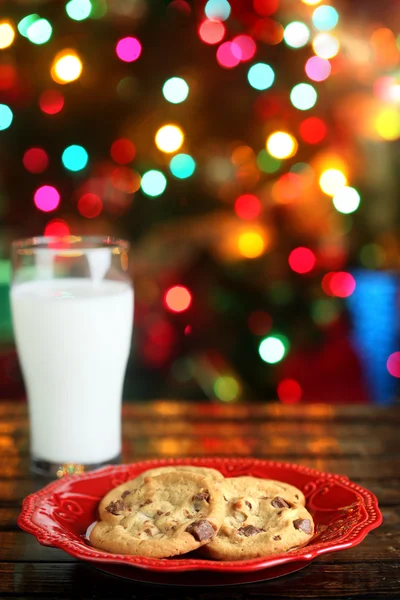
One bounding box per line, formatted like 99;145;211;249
1;401;399;599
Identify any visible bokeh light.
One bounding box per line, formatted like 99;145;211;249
235;194;262;220
110;139;136;164
312;33;340;59
141;170;167;196
290;83;317;110
252;17;284;45
26;18;52;44
259;335;288;363
216;42;241;68
0;104;13;130
299;116;327;143
0;65;16;90
238;231;265;258
18;15;39;38
283;22;310;48
39;90;64;115
360;244;386;269
375;108;400;140
247;63;275;90
44;219;70;237
302;0;323;4
78;193;102;218
257;149;281;173
319;168;347;196
232;35;256;61
155;124;184;153
34;185;60;212
253;0;279;16
277;379;302;403
51;50;83;84
289;247;316;273
305;56;331;81
312;5;339;31
165;285;192;312
111;167;141;193
0;21;15;49
322;271;356;297
387;352;400;378
267;131;298;159
66;0;92;21
169;153;196;179
61;145;88;171
23;148;49;174
205;0;231;21
116;37;142;62
214;376;240;402
198;19;225;45
162;77;189;104
332;186;361;214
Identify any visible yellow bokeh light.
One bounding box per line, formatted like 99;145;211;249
266;132;298;160
0;22;15;49
51;50;83;84
319;168;347;196
375;108;400;140
312;33;340;59
155;124;184;154
302;0;323;4
238;231;265;258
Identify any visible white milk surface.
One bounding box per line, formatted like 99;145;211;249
11;278;133;464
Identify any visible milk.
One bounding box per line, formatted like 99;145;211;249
11;278;133;465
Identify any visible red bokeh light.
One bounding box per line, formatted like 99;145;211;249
34;186;60;212
111;167;141;193
198;19;225;45
23;148;49;174
234;194;262;220
253;0;279;16
44;219;70;237
299;117;327;144
39;90;64;115
231;35;256;62
110;139;136;165
78;193;103;218
288;247;316;274
252;18;283;45
216;42;241;68
387;352;400;378
322;271;356;298
277;378;302;404
164;285;192;313
0;65;17;90
248;311;272;335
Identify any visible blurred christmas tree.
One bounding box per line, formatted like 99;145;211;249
1;0;400;403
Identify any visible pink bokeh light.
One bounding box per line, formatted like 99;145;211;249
116;37;142;63
216;41;241;68
34;185;60;212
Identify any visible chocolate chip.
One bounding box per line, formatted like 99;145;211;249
271;497;290;509
139;499;152;507
245;501;252;509
192;490;210;502
144;528;152;536
273;535;281;541
156;510;163;516
165;512;171;516
105;499;126;515
293;519;312;534
238;525;265;537
295;494;299;500
121;490;131;499
186;520;216;542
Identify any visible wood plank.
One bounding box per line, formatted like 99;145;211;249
0;560;399;598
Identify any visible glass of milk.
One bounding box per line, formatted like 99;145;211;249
10;236;134;477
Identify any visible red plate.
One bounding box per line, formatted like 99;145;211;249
18;458;382;584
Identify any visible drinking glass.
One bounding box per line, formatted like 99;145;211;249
10;236;133;477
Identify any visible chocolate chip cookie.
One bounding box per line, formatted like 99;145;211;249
201;476;314;560
90;471;225;558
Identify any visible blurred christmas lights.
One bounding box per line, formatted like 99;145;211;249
234;194;261;220
283;22;310;48
387;352;400;378
169;154;196;178
214;376;240;401
289;247;316;273
44;219;70;237
61;145;88;171
39;90;64;114
312;33;340;59
247;63;275;90
259;335;288;363
198;19;225;44
0;104;13;130
110;139;136;164
66;0;92;21
155;124;184;153
51;50;83;83
162;77;189;104
141;170;167;196
277;379;302;403
165;285;192;312
116;37;142;62
332;186;361;214
305;56;331;81
18;15;39;38
26;18;52;44
312;5;339;31
0;21;15;49
319;168;347;196
217;42;241;68
290;83;318;110
205;0;231;21
238;231;265;258
34;185;60;212
23;148;49;173
267;132;297;159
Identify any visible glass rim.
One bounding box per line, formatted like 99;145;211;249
11;235;130;252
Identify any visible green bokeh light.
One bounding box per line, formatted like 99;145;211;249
0;105;13;131
169;154;196;179
18;14;40;38
312;298;340;326
26;18;52;45
214;376;240;402
66;0;92;21
162;77;189;104
61;145;88;171
90;0;107;18
141;170;167;196
259;335;289;364
257;149;281;173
